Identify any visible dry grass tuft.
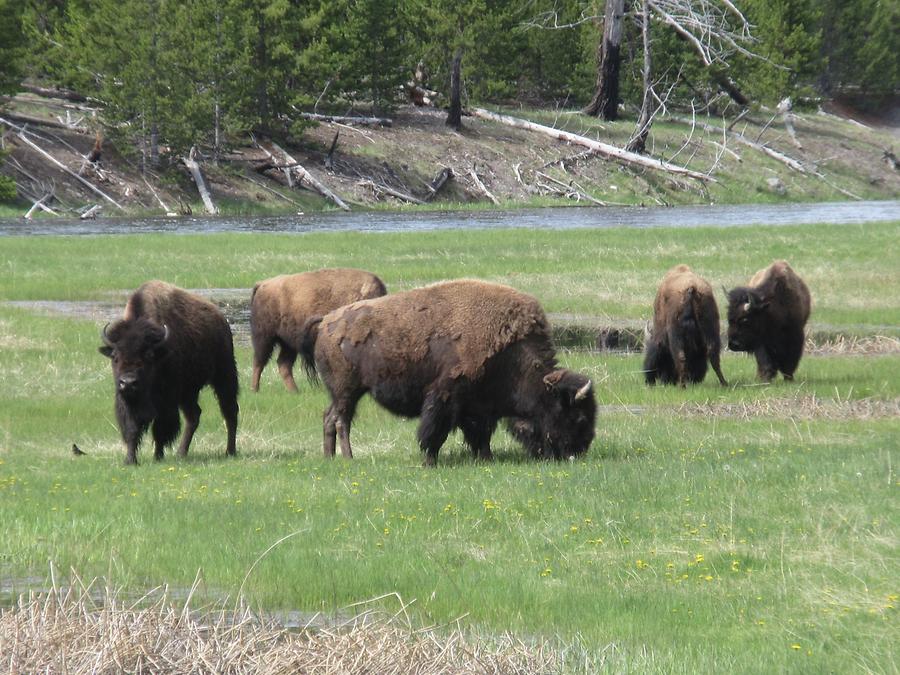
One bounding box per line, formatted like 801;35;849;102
806;335;900;356
676;394;900;421
0;577;556;674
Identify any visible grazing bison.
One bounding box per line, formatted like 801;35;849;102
299;279;596;466
644;265;728;387
99;281;239;464
726;260;811;381
250;269;386;392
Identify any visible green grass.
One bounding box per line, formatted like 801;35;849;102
0;223;898;672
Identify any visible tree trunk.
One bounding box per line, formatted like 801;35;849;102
582;0;625;120
627;0;652;154
446;48;463;130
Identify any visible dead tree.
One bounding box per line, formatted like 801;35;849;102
627;0;653;154
446;49;463;131
582;0;625;120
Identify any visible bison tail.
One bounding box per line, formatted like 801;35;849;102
298;316;324;382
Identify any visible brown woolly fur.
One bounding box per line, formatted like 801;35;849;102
324;279;550;381
644;265;727;387
302;279;596;466
249;268;386;392
100;281;239;465
727;260;812;381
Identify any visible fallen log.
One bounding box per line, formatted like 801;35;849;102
79;204;102;219
424;167;452;201
298;112;391;127
471;108;715;182
24;193;58;219
12;128;125;210
252;135;350;211
359;180;425;205
1;110;85;131
669;115;806;173
182;146;218;215
469;165;500;205
20;83;88;103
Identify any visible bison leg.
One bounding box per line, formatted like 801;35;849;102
460;416;496;462
277;346;299;393
779;329;805;381
176;399;201;457
213;370;239;457
250;333;275;392
418;389;455;467
754;347;777;382
323;395;361;459
152;405;181;461
116;399;147;465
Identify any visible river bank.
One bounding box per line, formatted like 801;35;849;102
2;93;899;219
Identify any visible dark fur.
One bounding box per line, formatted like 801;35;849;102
644;266;727;387
726;261;811;381
249;269;386;392
99;281;239;464
299;280;596;466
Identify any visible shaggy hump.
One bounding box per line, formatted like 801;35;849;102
321;279;552;380
748;260;811;321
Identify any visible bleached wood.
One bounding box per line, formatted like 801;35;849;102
471;107;715;182
254;136;350;211
12;128;125;210
182;147;218;215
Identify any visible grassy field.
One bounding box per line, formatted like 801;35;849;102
0;221;897;672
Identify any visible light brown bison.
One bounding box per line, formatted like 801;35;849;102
249;269;386;392
99;281;239;465
299;279;596;466
644;265;728;387
726;260;811;381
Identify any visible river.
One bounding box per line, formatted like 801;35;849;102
0;199;897;236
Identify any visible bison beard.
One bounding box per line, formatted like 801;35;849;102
299;280;596;466
726;260;811;381
99;281;239;464
643;265;727;387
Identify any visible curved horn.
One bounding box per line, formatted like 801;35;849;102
159;324;170;344
574;379;592;401
100;322;114;347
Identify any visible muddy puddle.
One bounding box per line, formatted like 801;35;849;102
7;291;899;354
1;200;898;237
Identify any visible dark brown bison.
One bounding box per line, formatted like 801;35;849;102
644;264;728;387
299;279;596;466
726;260;811;381
99;281;239;464
250;269;386;392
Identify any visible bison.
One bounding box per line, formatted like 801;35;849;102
726;260;811;381
99;281;239;464
250;268;386;392
299;279;596;466
643;264;728;387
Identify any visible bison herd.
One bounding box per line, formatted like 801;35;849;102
98;260;810;466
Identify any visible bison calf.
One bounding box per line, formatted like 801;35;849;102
250;268;386;392
644;265;727;387
300;279;596;466
726;260;811;381
99;281;239;464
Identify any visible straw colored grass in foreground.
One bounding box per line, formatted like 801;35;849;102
0;574;555;675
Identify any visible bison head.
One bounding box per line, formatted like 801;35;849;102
511;369;596;460
725;287;769;352
99;318;170;401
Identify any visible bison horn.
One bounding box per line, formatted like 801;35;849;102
159;324;170;344
100;322;114;347
574;380;592;401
